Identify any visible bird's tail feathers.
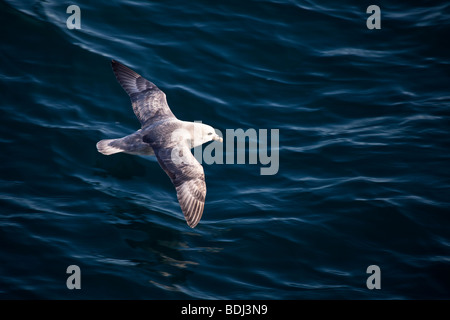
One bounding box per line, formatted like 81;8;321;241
96;139;124;155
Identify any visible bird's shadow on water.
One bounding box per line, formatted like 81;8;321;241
91;152;209;297
108;202;212;298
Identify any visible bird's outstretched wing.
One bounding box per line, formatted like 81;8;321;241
111;60;176;126
144;134;206;228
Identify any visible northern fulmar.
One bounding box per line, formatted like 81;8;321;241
97;60;222;228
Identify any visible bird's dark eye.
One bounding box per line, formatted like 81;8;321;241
208;132;213;135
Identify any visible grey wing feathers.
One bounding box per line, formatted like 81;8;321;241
145;138;206;228
176;178;206;228
111;60;175;126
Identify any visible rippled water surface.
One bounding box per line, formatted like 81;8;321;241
1;0;449;299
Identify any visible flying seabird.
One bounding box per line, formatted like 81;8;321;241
97;60;222;228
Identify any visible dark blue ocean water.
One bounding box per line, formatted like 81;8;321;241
1;0;449;299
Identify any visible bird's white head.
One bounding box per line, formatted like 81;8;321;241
191;122;223;148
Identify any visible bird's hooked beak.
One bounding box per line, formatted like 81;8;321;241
213;134;223;143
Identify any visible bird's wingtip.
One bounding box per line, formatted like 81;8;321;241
187;221;198;228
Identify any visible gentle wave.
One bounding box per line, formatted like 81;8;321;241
1;0;449;299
